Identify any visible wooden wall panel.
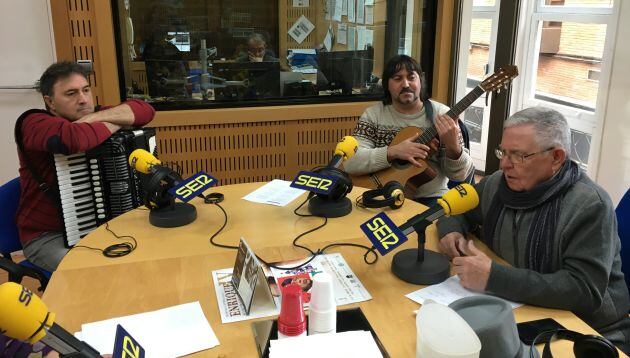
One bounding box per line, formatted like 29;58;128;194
155;117;358;185
50;0;103;105
50;0;120;106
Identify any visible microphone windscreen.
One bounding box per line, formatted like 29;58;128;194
129;149;161;174
0;282;54;343
437;183;479;216
334;136;359;160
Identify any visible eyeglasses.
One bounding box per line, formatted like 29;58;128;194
495;147;554;164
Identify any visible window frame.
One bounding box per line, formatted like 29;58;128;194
511;0;620;176
454;0;502;171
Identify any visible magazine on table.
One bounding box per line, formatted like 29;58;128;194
212;247;372;323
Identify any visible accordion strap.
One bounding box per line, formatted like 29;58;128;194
14;109;60;203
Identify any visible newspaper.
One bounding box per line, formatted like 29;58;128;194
212;253;372;323
212;269;281;324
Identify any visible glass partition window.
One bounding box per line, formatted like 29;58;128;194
112;0;435;110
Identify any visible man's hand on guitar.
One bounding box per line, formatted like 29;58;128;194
435;114;462;159
386;133;432;167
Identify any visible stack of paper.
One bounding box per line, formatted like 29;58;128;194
288;49;318;74
269;331;382;358
75;302;219;357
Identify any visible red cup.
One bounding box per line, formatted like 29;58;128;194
278;283;306;337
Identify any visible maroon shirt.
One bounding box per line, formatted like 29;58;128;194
15;100;155;246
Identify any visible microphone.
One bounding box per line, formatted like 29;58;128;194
127;149;198;228
129;148;162;174
360;183;479;285
304;136;358;218
327;135;358;169
0;282;101;357
399;183;479;236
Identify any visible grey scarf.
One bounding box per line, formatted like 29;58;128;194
483;160;581;273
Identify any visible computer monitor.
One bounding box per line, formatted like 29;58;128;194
211;61;281;101
316;47;374;95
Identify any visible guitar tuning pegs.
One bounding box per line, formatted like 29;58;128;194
497;88;502;94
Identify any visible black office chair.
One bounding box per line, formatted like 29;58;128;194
616;188;630;292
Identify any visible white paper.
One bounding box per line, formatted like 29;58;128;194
337;23;348;44
347;26;356;50
356;25;367;50
324;26;334;51
293;0;309;7
333;0;343;22
366;28;374;47
288;15;315;44
365;6;374;25
348;0;356;22
365;0;374;5
405;275;523;309
356;0;365;24
269;331;382;358
342;0;348;16
78;302;219;357
242;179;306;206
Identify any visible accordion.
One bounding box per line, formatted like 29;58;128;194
53;128;156;247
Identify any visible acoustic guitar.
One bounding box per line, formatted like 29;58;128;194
350;65;519;194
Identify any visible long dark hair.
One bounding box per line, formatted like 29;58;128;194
381;55;427;105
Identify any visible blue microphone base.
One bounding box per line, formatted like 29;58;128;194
392;249;450;285
149;202;197;227
308;196;352;217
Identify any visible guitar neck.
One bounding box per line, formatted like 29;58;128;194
417;85;486;144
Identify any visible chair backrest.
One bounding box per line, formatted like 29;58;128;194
0;178;22;254
616;189;630;290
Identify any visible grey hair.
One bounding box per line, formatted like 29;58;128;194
504;107;571;152
248;33;266;46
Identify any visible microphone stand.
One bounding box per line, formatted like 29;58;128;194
391;217;450;285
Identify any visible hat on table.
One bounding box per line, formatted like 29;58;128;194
449;296;538;358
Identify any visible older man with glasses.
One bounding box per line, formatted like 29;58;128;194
236;33;278;63
437;106;630;353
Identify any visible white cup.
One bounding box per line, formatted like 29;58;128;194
308;272;336;335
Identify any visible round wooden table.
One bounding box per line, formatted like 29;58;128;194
43;182;602;357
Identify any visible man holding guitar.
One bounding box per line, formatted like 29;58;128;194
345;55;474;206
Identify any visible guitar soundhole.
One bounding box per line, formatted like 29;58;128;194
392;159;411;169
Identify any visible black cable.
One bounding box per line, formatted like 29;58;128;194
71;221;137;258
320;242;379;265
529;329;558;358
207;199;234;249
257;193;379;269
203;185;379;268
355;195;368;209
